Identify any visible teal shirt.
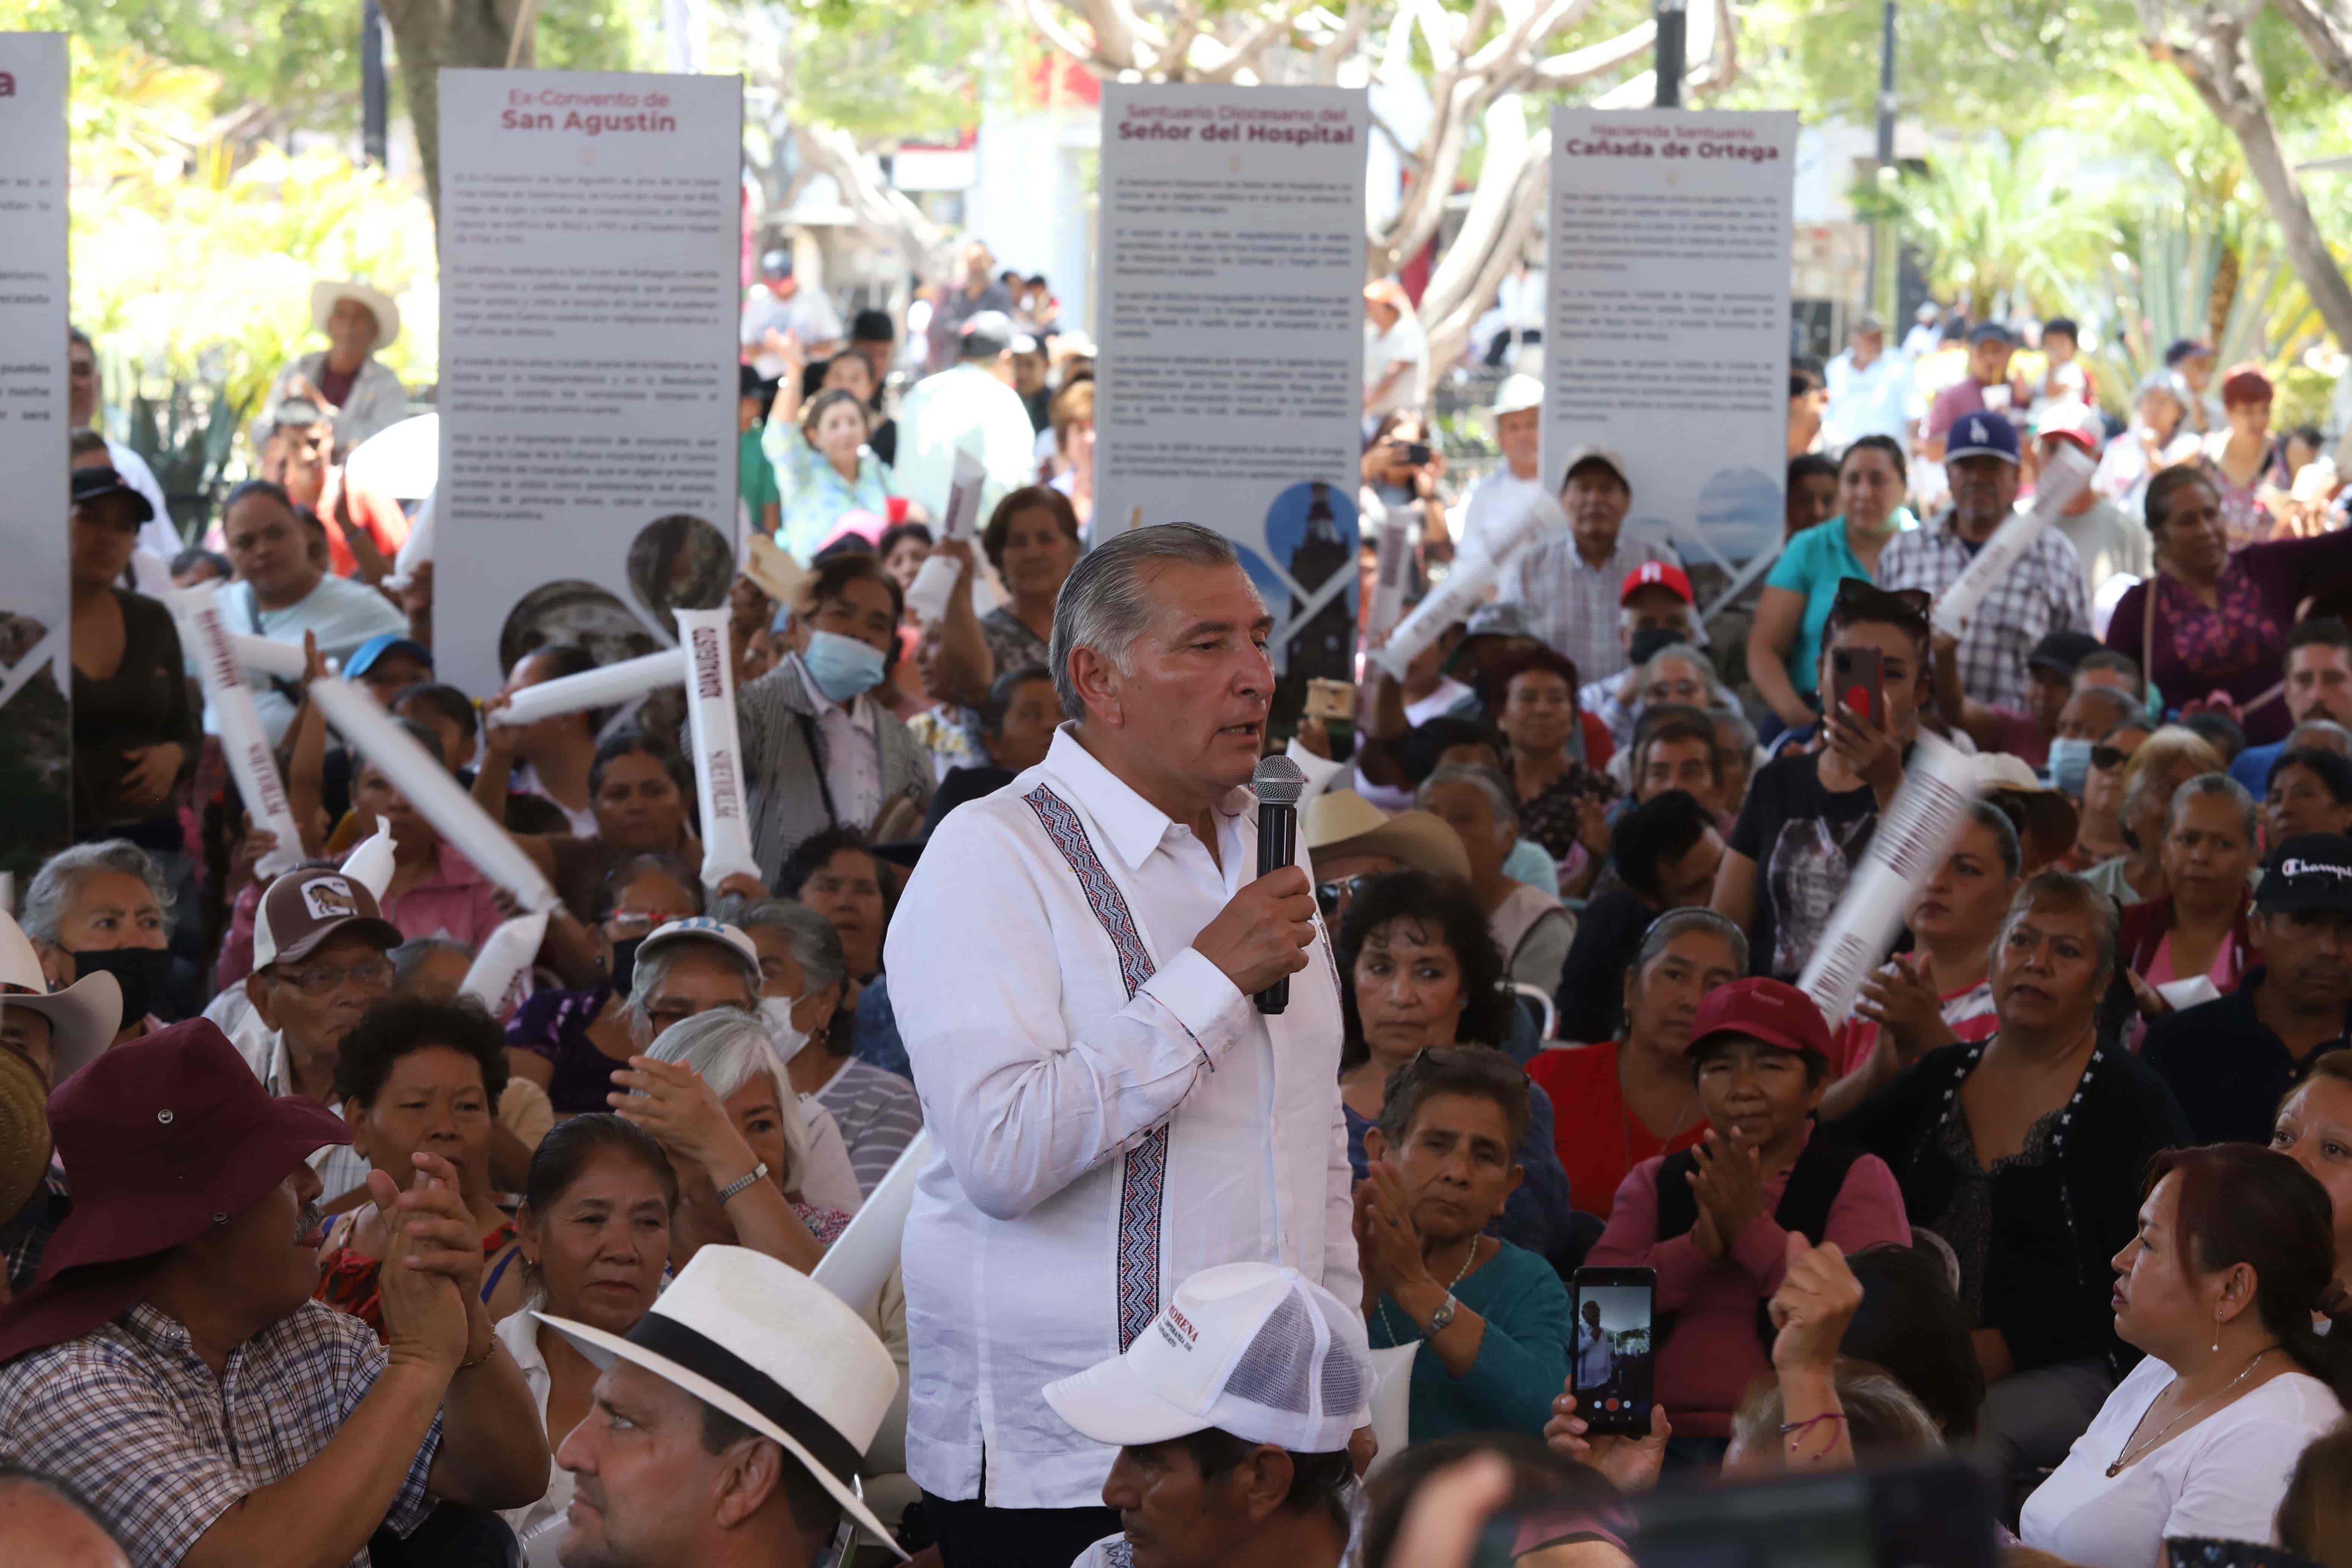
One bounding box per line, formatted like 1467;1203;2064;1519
1764;510;1916;697
1366;1239;1571;1442
740;427;781;531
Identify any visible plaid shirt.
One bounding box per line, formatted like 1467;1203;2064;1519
0;1300;440;1568
1;1163;69;1294
1878;510;2089;716
1497;534;1681;686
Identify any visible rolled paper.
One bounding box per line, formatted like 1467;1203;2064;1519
308;676;560;912
1367;519;1411;641
1375;551;1501;681
339;816;396;901
1930;441;2096;640
1362;1343;1421;1479
231;632;310;682
487;647;687;728
674;608;761;891
173;583;307;880
810;1129;930;1316
1797;733;1983;1026
901;449;990;624
389;486;435;584
461;909;549;1017
1284;736;1349;801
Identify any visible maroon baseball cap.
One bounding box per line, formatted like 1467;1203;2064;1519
0;1019;350;1362
251;866;402;971
1684;977;1834;1062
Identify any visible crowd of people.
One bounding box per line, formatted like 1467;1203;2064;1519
14;250;2352;1568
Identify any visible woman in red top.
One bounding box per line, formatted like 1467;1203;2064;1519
1528;908;1745;1220
316;997;529;1336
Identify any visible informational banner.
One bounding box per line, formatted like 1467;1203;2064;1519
436;69;743;699
1094;84;1369;697
1543;109;1797;567
0;33;72;876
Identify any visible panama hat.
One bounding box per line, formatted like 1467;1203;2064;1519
537;1245;906;1557
310;279;401;351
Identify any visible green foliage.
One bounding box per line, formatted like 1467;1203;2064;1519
123;379;254;544
1852;138;2110;319
790;0;1006;143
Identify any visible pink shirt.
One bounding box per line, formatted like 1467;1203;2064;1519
1588;1127;1912;1436
1927;378;1989;442
380;842;506;950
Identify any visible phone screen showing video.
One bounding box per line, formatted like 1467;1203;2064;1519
1571;1268;1656;1436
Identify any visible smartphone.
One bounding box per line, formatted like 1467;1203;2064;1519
1404;441;1433;467
1627;1458;1995;1568
1829;646;1885;732
1305;678;1358;723
1570;1266;1656;1436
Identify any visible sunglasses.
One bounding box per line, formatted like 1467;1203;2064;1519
1316;875;1377;916
1830;576;1932;630
2091;744;2129;771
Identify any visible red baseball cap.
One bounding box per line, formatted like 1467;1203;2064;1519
1620;560;1693;607
1684;977;1833;1061
0;1018;351;1362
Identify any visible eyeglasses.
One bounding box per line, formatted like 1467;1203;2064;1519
605;908;689;937
1830;577;1932;630
1317;875;1378;916
269;956;394;995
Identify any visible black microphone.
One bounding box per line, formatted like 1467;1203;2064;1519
1253;755;1306;1015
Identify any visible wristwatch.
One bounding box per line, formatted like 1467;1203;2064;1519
1428;1292;1459;1333
716;1161;770;1205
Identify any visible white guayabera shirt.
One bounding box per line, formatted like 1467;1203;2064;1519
887;726;1360;1508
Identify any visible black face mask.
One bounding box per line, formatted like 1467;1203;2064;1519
1626;625;1685;670
609;936;645;997
69;946;177;1025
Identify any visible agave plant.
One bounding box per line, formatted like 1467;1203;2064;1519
1853;136;2113;321
118;376;253;547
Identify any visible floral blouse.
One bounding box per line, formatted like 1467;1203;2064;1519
770;428;900;564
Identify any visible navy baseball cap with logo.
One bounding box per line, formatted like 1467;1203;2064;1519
1946;411;2021;467
2256;835;2352;916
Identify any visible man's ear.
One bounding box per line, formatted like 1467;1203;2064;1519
1234;1444;1296;1523
1068;645;1125;728
1362;1125;1388;1164
710;1435;786;1529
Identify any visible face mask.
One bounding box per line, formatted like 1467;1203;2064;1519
609;936;645;997
761;996;813;1063
2047;736;2094;798
69;946;176;1024
801;629;888;704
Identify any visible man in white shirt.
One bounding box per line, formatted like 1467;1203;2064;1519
1822;315;1914;450
1900;301;1945;361
205;481;410;744
886;524;1357;1568
892;311;1038;522
67;328;176;563
740;250;845;386
1455;375;1569;561
1362;280;1428;428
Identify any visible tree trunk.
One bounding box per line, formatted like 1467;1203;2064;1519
378;0;537;227
2145;11;2352;351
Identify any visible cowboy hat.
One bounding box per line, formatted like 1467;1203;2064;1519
1303;791;1472;882
538;1245;907;1558
0;909;122;1086
310;279;401;351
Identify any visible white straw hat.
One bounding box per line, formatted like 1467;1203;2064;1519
1044;1263;1373;1453
309;279;402;350
0;909;121;1084
537;1245;906;1557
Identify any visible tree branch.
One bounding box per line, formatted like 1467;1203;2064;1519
2268;0;2352;89
1194;0;1318;82
1024;0;1111;68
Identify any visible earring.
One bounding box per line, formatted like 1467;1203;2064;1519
2212;1312;2222;1355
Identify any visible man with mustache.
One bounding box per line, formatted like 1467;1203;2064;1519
0;1020;546;1566
887;524;1357;1568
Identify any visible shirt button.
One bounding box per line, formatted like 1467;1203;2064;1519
157;1109;174;1125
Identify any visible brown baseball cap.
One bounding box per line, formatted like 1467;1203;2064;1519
251;867;403;971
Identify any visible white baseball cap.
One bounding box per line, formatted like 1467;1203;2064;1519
636;916;763;974
1043;1263;1373;1453
1489;374;1544;420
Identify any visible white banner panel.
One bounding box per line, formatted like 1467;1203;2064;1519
0;34;72;870
436;69;743;699
1094;84;1369;690
1542;109;1796;567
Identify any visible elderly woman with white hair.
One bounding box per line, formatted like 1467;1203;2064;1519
618;1004;848;1274
21;839;181;1040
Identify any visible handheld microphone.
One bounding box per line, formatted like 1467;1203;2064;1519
1252;755;1306;1015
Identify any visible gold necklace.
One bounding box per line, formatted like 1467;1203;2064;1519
2106;1348;2278;1477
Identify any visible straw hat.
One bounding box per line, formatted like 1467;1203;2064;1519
310;279;402;350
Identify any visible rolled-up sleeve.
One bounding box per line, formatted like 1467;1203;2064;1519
886;811;1253;1222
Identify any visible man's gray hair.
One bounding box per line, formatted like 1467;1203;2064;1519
624;938;761;1041
1417;764;1520;830
2165;770;2259;842
1632;907;1750;977
715;896;847;997
2289;718;2352;756
390;936;473;990
1712;706;1759;755
1050;522;1243;720
1636;643;1720;704
22;840;170;945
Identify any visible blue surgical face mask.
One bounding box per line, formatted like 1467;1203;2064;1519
801;629;888;704
2047;736;2094;797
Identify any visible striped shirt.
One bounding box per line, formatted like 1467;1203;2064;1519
812;1056;925;1198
